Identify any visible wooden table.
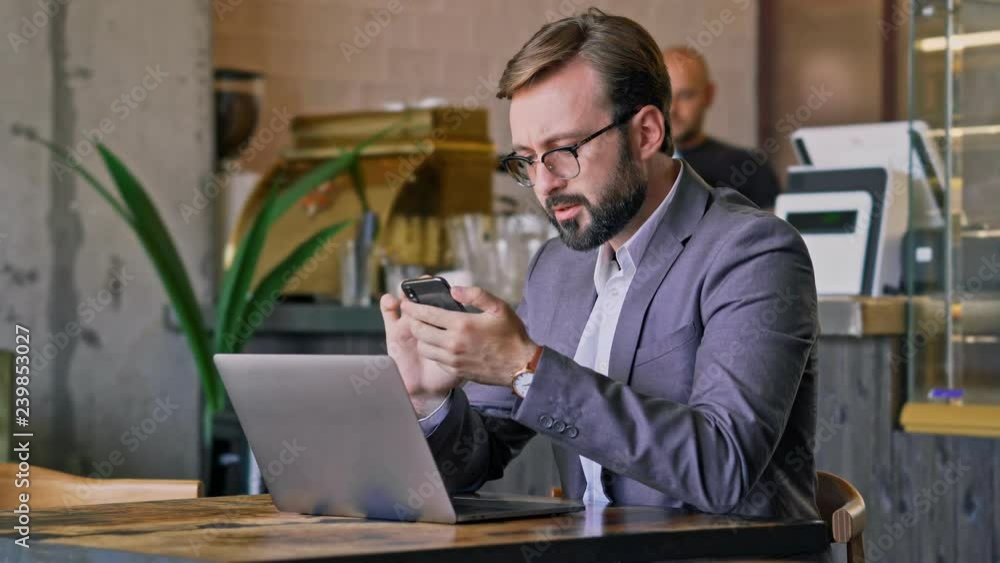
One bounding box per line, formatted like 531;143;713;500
0;494;828;562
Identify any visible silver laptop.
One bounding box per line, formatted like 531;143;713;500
214;353;584;524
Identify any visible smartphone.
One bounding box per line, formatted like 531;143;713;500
400;276;467;312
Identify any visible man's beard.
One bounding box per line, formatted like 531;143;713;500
544;140;647;251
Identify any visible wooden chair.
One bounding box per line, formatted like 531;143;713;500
0;463;203;510
816;470;866;563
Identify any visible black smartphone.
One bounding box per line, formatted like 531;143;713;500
400;276;467;312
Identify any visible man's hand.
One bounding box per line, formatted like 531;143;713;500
401;285;539;387
380;293;462;417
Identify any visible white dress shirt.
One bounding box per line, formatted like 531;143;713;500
420;161;684;504
571;161;683;504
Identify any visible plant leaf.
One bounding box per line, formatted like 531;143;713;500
216;121;402;358
214;180;280;355
270;122;398;219
95;145;222;412
228;221;352;353
33;136;222;422
349;160;369;213
29;136;133;223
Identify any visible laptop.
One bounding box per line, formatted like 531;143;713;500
214;353;584;524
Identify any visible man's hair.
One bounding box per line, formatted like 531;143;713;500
497;7;673;155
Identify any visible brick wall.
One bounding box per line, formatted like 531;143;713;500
215;0;759;205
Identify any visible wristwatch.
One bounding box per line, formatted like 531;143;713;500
511;345;543;399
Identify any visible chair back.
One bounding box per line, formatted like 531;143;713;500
0;463;203;510
816;470;866;563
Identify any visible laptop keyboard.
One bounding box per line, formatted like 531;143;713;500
450;497;569;514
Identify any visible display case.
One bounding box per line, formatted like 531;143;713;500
901;0;1000;435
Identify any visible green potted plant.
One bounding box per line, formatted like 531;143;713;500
27;124;392;490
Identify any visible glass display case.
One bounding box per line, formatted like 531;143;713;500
902;0;1000;435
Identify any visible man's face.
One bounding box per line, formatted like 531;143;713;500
508;58;646;251
665;53;713;146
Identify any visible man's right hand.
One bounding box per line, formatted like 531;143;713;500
380;292;462;418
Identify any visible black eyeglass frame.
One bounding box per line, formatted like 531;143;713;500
500;108;639;188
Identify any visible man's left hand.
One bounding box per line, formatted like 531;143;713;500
401;285;539;387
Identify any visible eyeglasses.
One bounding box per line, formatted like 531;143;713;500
500;109;637;188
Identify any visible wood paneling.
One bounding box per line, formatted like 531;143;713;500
956;438;993;563
815;336;998;563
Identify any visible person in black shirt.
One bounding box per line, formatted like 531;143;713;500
662;46;781;210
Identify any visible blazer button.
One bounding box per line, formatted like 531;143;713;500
566;426;579;438
539;415;554;429
553;420;566;433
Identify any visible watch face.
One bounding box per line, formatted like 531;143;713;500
514;372;534;398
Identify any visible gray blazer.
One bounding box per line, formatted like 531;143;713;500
426;163;821;520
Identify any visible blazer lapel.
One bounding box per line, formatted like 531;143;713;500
537;162;712;497
541;248;598;358
608;162;712;385
538;248;597;498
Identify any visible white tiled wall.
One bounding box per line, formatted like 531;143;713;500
216;0;759;205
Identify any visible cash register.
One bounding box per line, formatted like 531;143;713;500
776;121;945;296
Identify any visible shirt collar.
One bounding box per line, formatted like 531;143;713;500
593;160;685;292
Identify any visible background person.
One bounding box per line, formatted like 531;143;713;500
662;45;781;210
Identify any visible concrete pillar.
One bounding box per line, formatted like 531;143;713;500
0;0;214;479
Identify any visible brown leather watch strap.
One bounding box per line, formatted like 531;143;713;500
525;344;543;371
510;345;543;396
